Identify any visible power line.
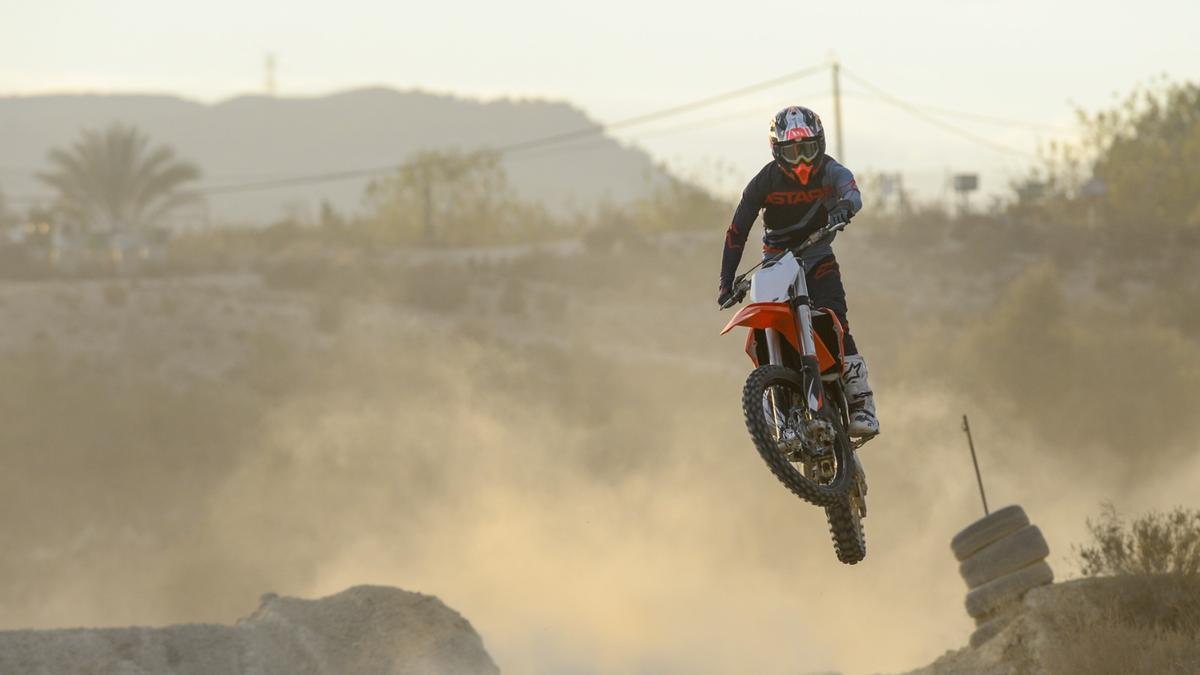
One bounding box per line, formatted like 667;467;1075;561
903;102;1071;133
4;92;826;203
838;91;1070;133
630;92;832;140
196;63;830;196
493;63;829;155
839;67;1036;158
4;62;1064;206
3;194;56;204
198;166;389;196
505;91;835;162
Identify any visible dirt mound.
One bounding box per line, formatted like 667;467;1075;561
898;575;1200;675
0;585;500;675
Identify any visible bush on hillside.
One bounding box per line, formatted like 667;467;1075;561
1076;504;1200;577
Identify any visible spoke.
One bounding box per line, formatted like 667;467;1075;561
762;381;805;453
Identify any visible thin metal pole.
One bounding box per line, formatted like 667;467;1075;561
962;414;989;516
264;53;277;96
831;60;845;161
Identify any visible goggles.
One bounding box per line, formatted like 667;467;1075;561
777;139;821;165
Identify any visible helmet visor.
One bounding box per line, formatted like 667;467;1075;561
777;139;821;165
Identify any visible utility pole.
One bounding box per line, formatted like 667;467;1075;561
831;59;845;161
421;163;433;242
264;54;277;96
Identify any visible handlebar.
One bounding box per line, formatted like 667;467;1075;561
763;221;847;267
720;278;751;310
719;222;846;311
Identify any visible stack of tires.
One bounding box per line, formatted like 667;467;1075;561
951;505;1054;648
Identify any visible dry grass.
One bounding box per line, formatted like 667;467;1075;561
1047;508;1200;674
1044;594;1200;675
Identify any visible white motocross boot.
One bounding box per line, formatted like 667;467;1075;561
842;354;879;437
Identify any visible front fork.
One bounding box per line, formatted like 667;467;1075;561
764;295;823;413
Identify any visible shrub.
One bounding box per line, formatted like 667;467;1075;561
1076;504;1200;577
101;283;129;308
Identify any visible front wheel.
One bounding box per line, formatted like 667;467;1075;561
741;365;856;506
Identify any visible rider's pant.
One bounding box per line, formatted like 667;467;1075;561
806;255;858;356
763;248;859;356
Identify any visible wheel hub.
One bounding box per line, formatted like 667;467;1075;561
780;417;838;480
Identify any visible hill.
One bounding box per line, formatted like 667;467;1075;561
0;89;667;223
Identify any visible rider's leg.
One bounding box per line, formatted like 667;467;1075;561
806;255;879;437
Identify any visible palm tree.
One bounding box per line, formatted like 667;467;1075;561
38;124;201;232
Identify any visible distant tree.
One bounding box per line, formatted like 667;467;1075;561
363;149;550;245
319;199;346;229
1086;82;1200;231
1018;81;1200;231
1006;79;1200;273
628;172;731;232
38;124;201;232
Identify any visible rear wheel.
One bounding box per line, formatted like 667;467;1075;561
741;365;855;507
823;388;866;565
825;497;866;564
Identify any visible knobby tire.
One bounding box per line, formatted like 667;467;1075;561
741;365;855;507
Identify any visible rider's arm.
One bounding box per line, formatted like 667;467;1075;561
720;177;766;289
830;163;863;215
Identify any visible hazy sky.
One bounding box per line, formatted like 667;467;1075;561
4;0;1199;200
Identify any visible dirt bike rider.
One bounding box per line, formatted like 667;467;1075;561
717;105;879;437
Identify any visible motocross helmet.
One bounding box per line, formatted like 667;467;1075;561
770;106;826;184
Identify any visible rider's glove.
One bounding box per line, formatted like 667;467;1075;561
718;281;734;308
827;199;854;228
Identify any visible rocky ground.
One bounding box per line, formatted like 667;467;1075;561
0;586;500;675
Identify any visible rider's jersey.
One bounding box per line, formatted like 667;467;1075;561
720;156;862;286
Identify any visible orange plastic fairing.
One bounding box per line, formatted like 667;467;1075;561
724;303;847;372
720;302;801;353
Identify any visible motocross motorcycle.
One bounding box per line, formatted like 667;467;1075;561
720;222;872;565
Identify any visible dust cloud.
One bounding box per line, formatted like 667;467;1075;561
2;216;1196;675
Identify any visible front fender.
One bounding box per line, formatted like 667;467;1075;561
720;302;801;353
